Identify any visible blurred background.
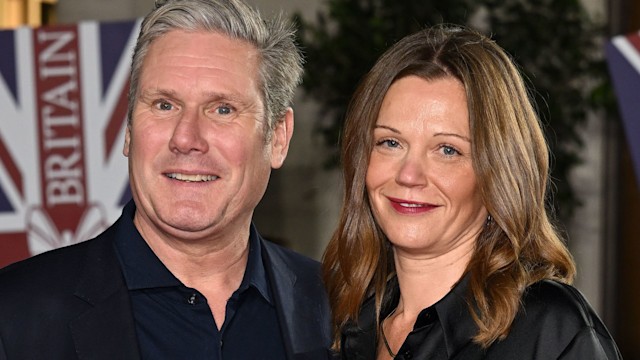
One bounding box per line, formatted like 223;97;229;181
0;0;638;357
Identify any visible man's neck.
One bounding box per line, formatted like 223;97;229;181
134;215;251;329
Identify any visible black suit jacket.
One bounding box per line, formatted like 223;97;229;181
0;208;331;360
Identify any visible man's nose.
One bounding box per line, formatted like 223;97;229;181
168;110;209;154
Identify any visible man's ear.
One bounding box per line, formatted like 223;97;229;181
123;124;131;157
270;107;294;169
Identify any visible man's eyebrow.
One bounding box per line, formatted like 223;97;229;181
138;88;176;99
139;89;248;104
202;91;246;103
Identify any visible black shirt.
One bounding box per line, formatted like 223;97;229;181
114;202;286;359
341;275;622;359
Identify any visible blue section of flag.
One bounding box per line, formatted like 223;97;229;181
119;183;131;206
605;38;640;184
0;29;17;212
0;184;12;212
99;20;137;96
0;30;17;103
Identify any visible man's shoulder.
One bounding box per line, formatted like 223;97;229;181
0;232;113;294
260;237;332;354
261;238;321;272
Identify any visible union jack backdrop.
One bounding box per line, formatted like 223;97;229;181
606;30;640;186
0;20;140;267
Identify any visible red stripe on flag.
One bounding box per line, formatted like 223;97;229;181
0;134;23;197
34;25;87;232
0;233;30;268
105;78;130;161
628;32;640;53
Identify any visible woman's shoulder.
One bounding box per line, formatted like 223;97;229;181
483;279;621;359
518;279;616;341
521;279;596;322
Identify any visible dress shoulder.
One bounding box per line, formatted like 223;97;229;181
521;280;598;325
484;280;622;359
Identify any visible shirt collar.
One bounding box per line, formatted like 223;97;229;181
434;274;479;357
114;200;180;289
113;200;273;305
237;223;272;305
343;273;478;358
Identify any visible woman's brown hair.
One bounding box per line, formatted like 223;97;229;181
322;25;576;350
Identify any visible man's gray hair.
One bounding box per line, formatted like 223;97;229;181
128;0;304;131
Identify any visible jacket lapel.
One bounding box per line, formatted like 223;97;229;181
262;238;331;360
69;222;141;360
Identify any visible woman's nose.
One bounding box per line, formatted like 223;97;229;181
395;153;428;187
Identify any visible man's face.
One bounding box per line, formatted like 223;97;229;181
124;30;292;244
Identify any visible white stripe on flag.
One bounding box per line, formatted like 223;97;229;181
612;31;640;75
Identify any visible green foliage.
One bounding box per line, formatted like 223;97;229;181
294;0;611;220
483;0;607;219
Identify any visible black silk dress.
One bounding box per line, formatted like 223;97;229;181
340;276;621;359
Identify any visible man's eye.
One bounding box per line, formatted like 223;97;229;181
156;101;173;111
216;105;232;115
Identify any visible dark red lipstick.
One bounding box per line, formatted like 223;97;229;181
387;196;437;214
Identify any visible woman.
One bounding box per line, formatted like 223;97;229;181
323;25;621;359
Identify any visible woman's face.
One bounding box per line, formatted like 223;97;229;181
366;76;487;257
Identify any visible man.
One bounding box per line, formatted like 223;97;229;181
0;0;331;359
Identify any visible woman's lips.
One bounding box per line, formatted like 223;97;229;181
387;197;438;214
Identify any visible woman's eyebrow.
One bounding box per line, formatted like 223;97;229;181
373;124;400;134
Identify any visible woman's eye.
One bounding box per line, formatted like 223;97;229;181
441;145;460;156
377;139;400;148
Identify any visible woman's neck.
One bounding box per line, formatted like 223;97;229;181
392;238;474;319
